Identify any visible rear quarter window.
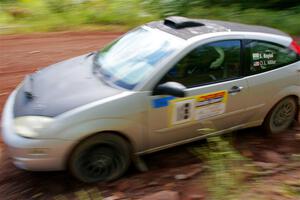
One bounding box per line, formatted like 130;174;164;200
246;41;299;75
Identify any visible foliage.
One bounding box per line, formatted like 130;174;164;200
143;0;300;35
0;0;157;33
189;135;252;200
0;0;300;34
186;6;300;35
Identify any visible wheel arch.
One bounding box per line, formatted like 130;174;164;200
65;130;135;169
289;95;300;120
264;94;299;122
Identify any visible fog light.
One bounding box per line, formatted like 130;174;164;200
28;148;49;156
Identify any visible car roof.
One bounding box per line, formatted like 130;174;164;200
147;16;289;40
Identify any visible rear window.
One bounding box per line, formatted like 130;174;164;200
246;41;299;74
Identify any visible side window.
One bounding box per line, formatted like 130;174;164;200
246;41;298;74
161;40;241;88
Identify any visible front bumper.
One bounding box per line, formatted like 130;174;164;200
1;90;75;171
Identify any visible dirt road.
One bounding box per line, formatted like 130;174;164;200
0;32;300;200
0;31;123;114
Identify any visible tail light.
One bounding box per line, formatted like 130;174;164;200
290;40;300;55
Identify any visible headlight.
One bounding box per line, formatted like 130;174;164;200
14;116;53;138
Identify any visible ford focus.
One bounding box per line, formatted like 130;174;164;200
2;16;300;182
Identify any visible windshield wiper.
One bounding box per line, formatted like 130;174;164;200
92;52;114;87
24;75;34;99
92;52;102;74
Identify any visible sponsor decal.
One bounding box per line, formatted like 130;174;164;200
168;90;228;126
194;91;227;120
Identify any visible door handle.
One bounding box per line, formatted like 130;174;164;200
228;86;243;94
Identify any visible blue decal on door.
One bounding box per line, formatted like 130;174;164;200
152;96;175;108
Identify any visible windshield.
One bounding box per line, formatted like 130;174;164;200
95;27;182;90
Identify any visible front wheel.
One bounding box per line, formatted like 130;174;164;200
263;97;298;134
69;133;131;183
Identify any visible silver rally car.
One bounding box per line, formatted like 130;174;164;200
2;16;300;182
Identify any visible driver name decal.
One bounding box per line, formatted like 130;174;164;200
251;50;277;71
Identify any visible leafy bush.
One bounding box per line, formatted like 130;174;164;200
0;0;300;34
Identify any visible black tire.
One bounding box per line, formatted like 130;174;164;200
263;97;297;135
69;133;131;183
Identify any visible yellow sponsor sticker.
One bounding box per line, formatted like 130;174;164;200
169;90;228;126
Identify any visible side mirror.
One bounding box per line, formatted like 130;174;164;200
153;82;186;97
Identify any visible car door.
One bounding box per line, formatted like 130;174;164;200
243;40;300;123
148;40;251;150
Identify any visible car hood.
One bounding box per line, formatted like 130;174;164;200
13;53;122;117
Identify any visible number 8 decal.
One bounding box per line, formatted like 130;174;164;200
170;99;195;126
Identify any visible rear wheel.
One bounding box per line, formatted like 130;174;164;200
69;133;131;183
263;97;297;134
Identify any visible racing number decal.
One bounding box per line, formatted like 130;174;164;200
170;98;195;125
169;91;228;126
